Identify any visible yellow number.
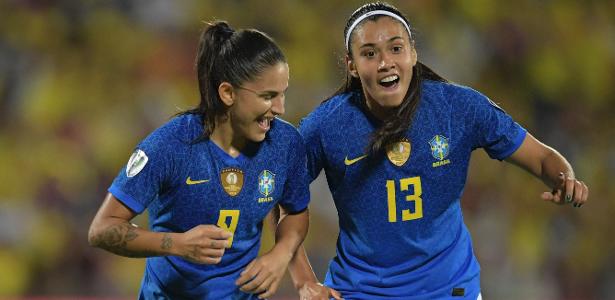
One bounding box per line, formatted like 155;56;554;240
400;177;423;221
216;210;240;248
386;177;423;223
386;180;398;222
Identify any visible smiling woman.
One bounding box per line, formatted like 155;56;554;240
287;2;589;300
87;20;311;300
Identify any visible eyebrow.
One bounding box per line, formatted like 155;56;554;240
359;36;405;49
265;86;289;94
258;86;289;97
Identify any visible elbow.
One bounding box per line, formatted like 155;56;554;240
87;221;102;248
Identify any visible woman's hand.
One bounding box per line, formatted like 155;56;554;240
177;224;232;264
542;172;589;207
235;247;291;299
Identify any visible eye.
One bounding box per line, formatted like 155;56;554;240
392;45;403;53
262;93;276;100
361;50;376;58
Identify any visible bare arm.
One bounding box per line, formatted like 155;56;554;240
88;193;232;263
267;206;342;300
505;133;589;206
236;205;311;299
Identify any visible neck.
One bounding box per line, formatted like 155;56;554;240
209;115;245;158
364;97;395;121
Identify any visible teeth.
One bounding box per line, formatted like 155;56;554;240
380;75;398;83
258;117;271;127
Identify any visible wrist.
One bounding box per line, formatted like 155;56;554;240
296;280;322;291
165;232;181;256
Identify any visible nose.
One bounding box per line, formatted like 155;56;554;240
270;94;285;116
378;53;394;71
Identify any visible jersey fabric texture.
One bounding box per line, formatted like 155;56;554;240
299;80;527;300
109;114;310;299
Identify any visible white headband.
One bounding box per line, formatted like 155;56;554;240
345;10;412;51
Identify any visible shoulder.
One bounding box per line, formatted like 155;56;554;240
269;117;301;139
422;80;498;109
141;114;203;151
299;92;356;130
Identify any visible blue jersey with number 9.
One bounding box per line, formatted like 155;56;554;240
109;114;310;299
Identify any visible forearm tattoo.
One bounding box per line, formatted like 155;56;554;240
91;222;157;257
161;233;172;250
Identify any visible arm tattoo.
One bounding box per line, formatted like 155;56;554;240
161;233;172;251
91;222;158;258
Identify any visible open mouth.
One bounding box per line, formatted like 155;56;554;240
257;116;273;131
379;75;400;88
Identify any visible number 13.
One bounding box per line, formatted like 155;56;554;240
386;177;423;222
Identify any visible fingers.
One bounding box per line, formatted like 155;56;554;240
572;180;589;208
181;224;234;264
258;280;280;299
563;174;575;204
330;287;344;300
237;267;277;298
542;189;563;204
543;172;589;208
236;260;283;299
200;224;233;240
236;261;256;286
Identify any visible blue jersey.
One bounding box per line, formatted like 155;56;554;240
299;80;526;300
109;114;310;300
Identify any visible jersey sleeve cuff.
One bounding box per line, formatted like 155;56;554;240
108;185;146;214
496;128;527;160
280;195;310;215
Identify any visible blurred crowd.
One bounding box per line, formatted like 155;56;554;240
0;0;614;299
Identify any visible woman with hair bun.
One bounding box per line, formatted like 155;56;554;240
88;20;310;300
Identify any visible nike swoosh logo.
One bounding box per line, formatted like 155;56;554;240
186;177;210;185
344;154;368;166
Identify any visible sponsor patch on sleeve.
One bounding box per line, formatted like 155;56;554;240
126;149;148;177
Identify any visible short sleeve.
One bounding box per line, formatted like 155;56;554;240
108;128;177;214
298;110;326;181
463;89;527;160
277;129;310;214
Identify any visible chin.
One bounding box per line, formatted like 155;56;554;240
379;96;405;108
249;132;267;143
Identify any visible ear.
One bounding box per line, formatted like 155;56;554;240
346;55;359;78
410;46;418;67
218;82;234;106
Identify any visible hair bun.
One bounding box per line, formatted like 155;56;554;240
209;20;235;41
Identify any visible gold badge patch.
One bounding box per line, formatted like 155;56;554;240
220;167;244;196
386;139;411;166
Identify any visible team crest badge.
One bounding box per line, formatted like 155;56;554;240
126;149;148;177
220;167;244;196
386;139;411;166
429;135;450;161
258;170;275;197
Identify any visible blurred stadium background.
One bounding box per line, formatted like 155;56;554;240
0;0;614;299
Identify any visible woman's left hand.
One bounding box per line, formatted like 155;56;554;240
542;172;589;207
236;247;291;299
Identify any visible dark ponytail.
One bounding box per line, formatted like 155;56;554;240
181;20;286;139
331;2;447;157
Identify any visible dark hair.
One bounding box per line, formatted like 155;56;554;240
334;2;447;156
181;20;286;139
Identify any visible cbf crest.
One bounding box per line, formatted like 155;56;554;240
258;170;275;203
386;139;411;167
429;135;451;167
220;167;244;196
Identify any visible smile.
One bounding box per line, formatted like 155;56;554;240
257;117;273;131
379;74;400;88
